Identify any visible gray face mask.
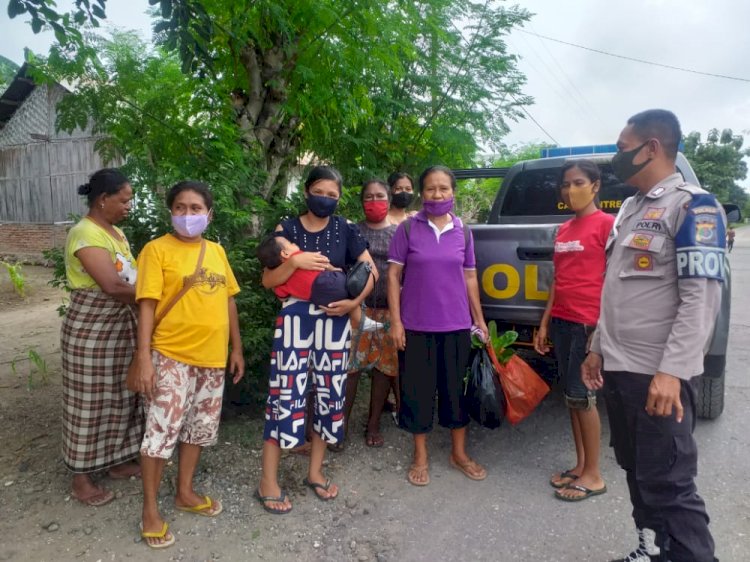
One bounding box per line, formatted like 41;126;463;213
611;141;651;182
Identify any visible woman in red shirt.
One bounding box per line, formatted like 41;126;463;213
534;159;614;501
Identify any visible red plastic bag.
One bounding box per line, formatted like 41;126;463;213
486;343;549;425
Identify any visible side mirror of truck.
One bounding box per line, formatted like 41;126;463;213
723;203;741;224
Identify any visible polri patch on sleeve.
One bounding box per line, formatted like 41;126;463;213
675;193;726;281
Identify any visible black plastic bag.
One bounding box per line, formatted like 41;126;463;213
465;348;506;429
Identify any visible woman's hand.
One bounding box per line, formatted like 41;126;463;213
390;320;406;351
228;349;245;384
534;325;550;355
320;298;358;317
474;319;489;343
129;355;157;400
581;352;604;390
290;251;330;271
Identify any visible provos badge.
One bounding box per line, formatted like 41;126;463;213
634;254;653;271
643;207;665;220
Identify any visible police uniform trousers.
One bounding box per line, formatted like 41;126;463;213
603;371;715;562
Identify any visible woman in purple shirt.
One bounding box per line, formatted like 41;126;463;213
387;165;489;486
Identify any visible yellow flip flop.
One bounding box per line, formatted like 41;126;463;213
141;521;175;549
175;495;223;517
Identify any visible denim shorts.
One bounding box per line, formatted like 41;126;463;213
550;317;596;409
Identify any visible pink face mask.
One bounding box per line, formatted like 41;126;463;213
172;213;209;237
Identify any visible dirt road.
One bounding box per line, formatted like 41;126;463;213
1;262;748;562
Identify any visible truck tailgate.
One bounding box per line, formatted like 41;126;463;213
471;223;557;325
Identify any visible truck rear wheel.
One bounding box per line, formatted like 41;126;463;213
696;372;725;420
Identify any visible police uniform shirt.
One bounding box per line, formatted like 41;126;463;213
590;172;726;380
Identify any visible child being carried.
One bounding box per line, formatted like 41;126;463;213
257;234;382;332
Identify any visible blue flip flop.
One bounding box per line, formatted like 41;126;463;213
253;489;292;514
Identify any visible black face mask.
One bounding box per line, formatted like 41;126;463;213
306;194;339;218
391;192;414;209
611;141;652;182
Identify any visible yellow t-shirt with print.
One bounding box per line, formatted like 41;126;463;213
136;234;240;368
65;217;138;290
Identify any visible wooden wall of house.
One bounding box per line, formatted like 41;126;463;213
0;83;117;225
0;138;104;222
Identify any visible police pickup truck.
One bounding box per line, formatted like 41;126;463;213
460;145;739;419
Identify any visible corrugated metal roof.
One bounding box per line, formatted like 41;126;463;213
0;63;36;130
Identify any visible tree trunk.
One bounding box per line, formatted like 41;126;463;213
234;36;301;201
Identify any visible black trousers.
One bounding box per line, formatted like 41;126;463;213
603;372;715;562
398;330;471;434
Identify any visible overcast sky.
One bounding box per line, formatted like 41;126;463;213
2;0;749;185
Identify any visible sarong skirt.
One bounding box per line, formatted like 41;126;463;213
61;290;143;473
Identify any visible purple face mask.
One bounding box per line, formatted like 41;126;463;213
172;213;209;237
422;197;454;216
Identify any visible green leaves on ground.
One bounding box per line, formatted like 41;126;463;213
1;260;26;298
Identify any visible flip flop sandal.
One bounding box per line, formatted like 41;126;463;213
554;484;608;502
302;477;338;501
407;464;430;487
71;488;115;507
550;470;579;489
175;495;223;517
253;489;292;515
449;456;487;481
140;521;175;550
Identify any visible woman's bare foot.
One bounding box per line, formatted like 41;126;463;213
109;460;142;480
71;473;114;507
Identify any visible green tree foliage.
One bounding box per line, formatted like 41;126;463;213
0;55;20;92
36;32;291;386
683;129;750;218
7;0;107;46
19;1;533;388
150;0;531;192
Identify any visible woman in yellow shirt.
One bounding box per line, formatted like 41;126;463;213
61;168;143;506
131;181;244;550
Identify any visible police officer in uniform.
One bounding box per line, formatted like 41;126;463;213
582;109;723;562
